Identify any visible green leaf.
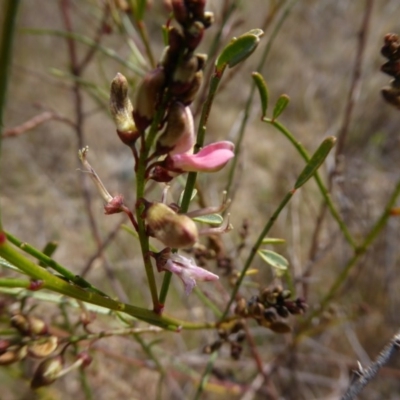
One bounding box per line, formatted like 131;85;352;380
252;72;268;118
261;238;286;245
258;249;288;271
216;29;264;72
193;214;223;226
272;94;290;120
294;136;336;189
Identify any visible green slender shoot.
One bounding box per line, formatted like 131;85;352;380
264;119;357;250
5;232;108;297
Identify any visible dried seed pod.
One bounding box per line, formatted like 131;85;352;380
234;298;248;317
0;346;27;365
381;33;400;60
382;85;400;109
28;336;58;358
381;60;400;78
248;301;265;320
264;308;278;323
269;321;292;334
230;342;242;360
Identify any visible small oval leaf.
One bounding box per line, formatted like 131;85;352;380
294;136;337;189
252;72;268;118
258;249;288;271
272;94;290;120
261;238;286;245
216;29;264;72
193;214;223;226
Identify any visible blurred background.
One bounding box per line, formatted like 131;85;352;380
1;0;400;399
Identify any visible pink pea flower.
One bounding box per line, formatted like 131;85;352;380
164;141;235;173
160;253;219;295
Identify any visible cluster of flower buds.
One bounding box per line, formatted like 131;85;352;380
381;33;400;109
234;286;307;334
204;320;246;360
109;0;235;182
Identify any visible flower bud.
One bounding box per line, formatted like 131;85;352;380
133;67;166;131
178;70;203;105
171;0;188;25
31;356;64;389
142;200;198;248
173;54;202;85
186;0;206;20
110;73;138;144
157;102;195;155
201;11;214;28
28;336;58;358
184;21;204;50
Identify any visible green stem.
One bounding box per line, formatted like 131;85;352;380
221;191;294;320
266;120;357;250
5;231;108;296
0;278;30;289
0;0;21;231
299;178;400;335
0;237;215;331
135;95;173;311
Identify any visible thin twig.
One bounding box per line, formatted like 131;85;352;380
3;111;76;137
341;329;400;400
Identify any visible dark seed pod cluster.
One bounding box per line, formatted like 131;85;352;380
203;320;246;360
381;33;400;109
235;286;307;334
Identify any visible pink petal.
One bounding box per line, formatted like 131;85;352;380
166;141;235;172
